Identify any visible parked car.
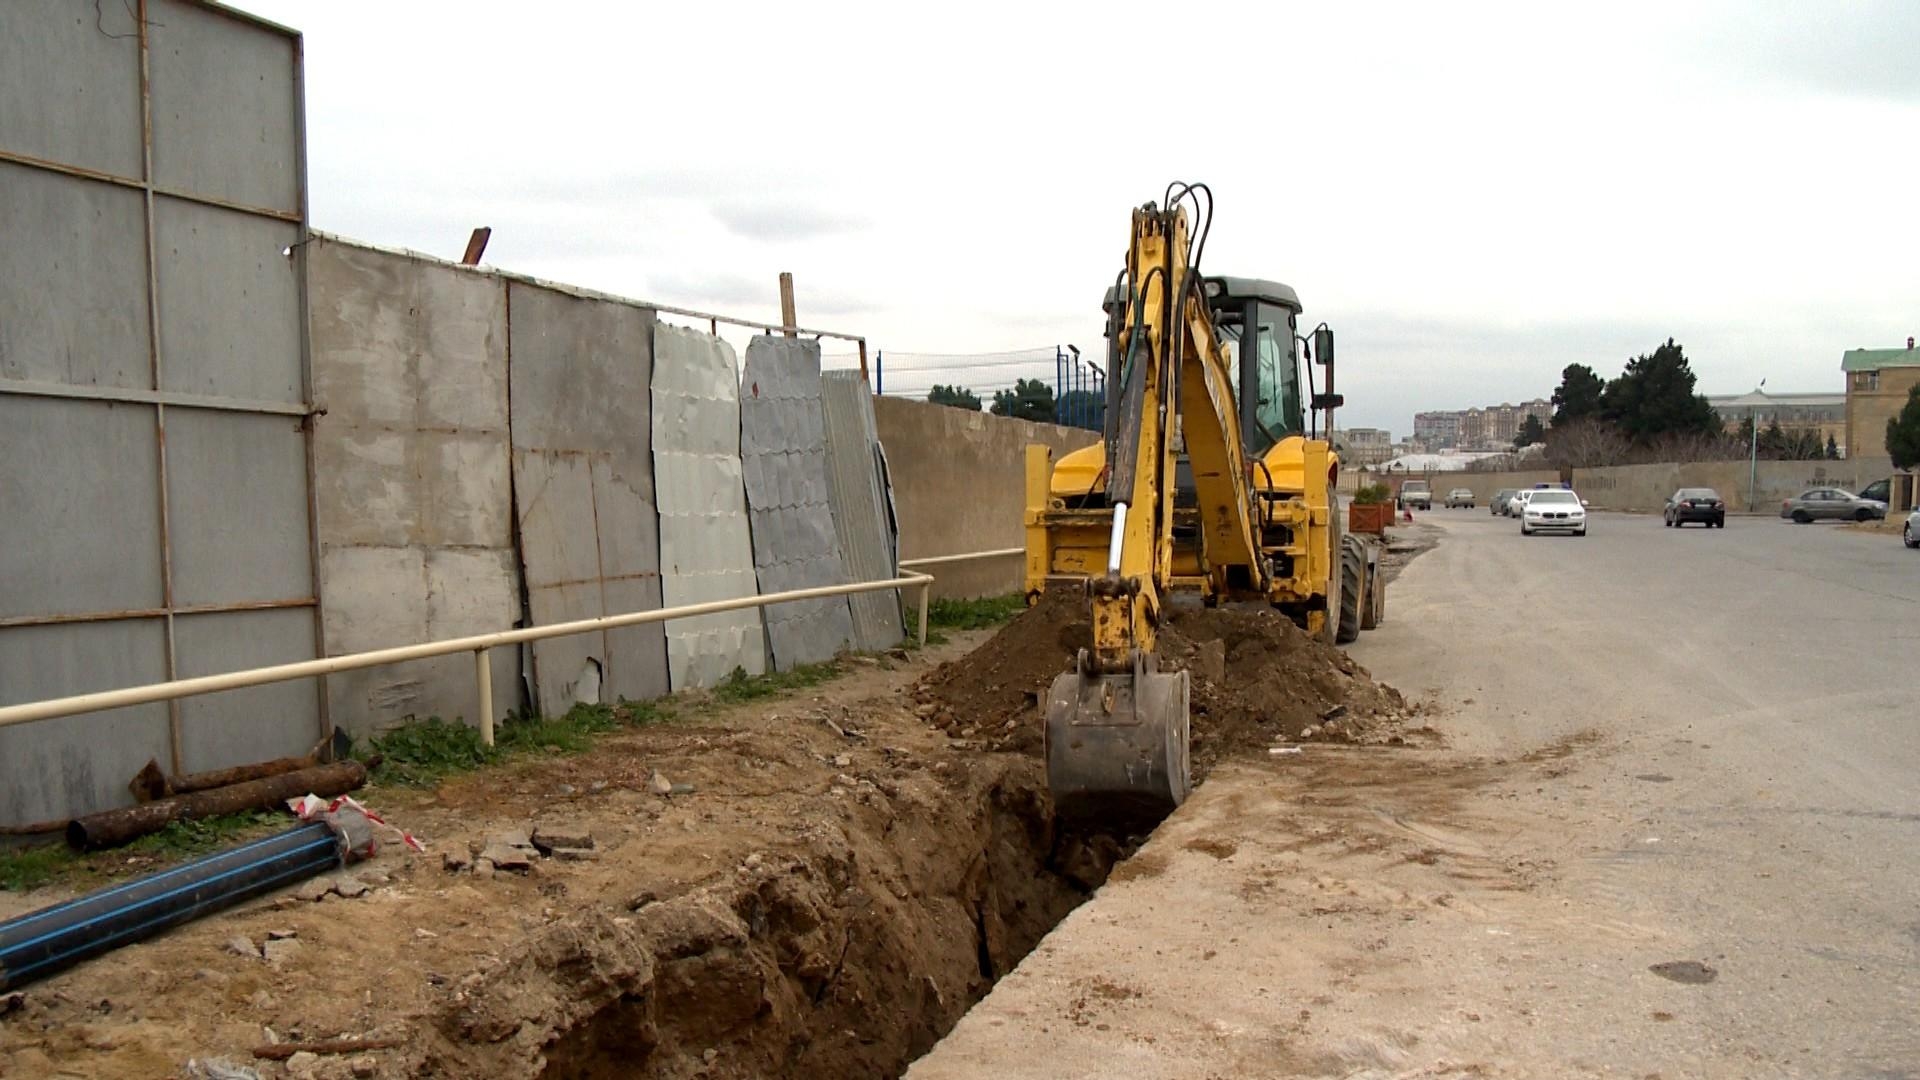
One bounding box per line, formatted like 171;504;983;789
1859;477;1891;504
1445;487;1476;509
1664;488;1726;528
1490;489;1519;516
1506;490;1535;517
1780;488;1887;523
1906;508;1920;549
1521;489;1588;536
1399;480;1432;511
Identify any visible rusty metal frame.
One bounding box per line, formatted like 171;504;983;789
0;0;323;779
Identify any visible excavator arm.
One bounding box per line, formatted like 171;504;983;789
1047;187;1269;827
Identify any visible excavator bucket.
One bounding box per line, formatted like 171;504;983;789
1044;660;1191;830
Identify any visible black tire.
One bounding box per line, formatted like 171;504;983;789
1792;510;1812;524
1362;561;1386;630
1664;516;1673;527
1855;509;1874;522
1336;552;1363;644
1905;525;1918;549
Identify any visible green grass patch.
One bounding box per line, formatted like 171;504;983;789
905;592;1026;644
0;843;72;892
363;698;675;787
0;808;290;894
710;661;843;705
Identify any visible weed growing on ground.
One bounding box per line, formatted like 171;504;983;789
364;699;675;787
905;592;1025;644
0;808;289;894
711;662;842;705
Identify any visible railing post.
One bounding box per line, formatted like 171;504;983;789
917;580;930;649
475;647;494;747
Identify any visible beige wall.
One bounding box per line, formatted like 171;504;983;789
1846;367;1920;460
1572;458;1894;513
874;397;1098;599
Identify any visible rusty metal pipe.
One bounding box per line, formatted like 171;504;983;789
67;760;368;851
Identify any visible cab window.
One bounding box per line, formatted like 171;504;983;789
1249;306;1300;454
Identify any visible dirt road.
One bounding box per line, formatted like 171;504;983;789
909;513;1920;1078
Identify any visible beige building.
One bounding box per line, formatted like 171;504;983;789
1334;427;1394;466
1842;341;1920;460
1709;392;1846;451
1417;399;1550;451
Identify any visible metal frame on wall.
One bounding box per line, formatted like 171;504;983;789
0;0;324;823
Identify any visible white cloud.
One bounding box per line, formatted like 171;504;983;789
247;0;1920;434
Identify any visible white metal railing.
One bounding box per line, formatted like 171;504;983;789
896;547;1023;569
0;571;940;747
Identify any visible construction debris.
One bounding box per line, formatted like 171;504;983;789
68;761;370;851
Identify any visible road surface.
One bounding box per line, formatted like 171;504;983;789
908;511;1920;1079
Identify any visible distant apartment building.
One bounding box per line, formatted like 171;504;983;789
1412;399;1550;451
1841;340;1920;460
1334;427;1394;466
1412;412;1460;449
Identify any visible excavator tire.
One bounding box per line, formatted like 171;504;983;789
1336;551;1363;644
1361;557;1386;630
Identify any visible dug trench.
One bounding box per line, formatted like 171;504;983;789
0;594;1428;1080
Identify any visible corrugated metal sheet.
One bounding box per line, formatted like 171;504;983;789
820;371;903;650
740;336;855;670
507;282;668;716
652;324;768;689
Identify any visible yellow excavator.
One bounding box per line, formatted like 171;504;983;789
1023;182;1383;827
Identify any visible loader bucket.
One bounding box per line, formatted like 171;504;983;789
1044;658;1190;831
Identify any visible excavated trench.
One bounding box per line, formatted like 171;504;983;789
416;594;1416;1079
410;755;1115;1080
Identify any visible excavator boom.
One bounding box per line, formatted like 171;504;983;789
1046;186;1269;828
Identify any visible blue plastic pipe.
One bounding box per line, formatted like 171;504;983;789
0;821;340;990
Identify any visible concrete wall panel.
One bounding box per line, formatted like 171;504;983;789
508;282;666;714
0;0;144;178
821;371;903;650
154;197;304;403
307;237;519;735
0;161;152;389
873;397;1100;599
147;0;301;214
741;336;856;669
166;407;313;607
652;324;767;689
0;395;164;618
174;608;318;773
1574;458;1896;513
0;621;171;826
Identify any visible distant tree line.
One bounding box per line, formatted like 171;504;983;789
1541;339;1835;468
926;377;1103;432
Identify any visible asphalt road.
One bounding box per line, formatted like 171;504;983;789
909;511;1920;1079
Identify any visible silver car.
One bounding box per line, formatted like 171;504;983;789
1779;488;1887;523
1905;509;1919;549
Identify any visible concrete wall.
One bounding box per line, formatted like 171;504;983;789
874;397;1098;599
307;237;522;735
1573;457;1894;513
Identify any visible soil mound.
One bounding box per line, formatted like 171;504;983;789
916;591;1420;774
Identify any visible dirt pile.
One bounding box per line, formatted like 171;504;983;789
915;592;1425;775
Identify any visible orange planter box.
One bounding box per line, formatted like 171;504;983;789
1348;502;1395;535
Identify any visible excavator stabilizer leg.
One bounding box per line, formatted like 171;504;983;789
1044;655;1191;830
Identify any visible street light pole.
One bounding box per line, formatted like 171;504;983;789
1748;379;1767;511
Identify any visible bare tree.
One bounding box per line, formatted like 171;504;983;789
1545;419;1632;468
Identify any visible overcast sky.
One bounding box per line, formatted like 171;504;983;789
246;0;1919;435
